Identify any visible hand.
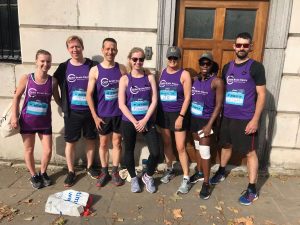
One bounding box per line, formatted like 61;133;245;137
201;124;212;137
245;119;258;135
174;116;183;130
94;116;105;131
136;118;147;133
10;116;18;129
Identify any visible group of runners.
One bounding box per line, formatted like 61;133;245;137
11;31;266;206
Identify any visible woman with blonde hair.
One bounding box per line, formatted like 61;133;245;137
11;49;60;189
118;47;160;193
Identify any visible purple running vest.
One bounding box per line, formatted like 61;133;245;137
224;59;256;120
122;74;151;122
191;75;216;119
158;68;184;112
66;61;90;110
20;74;52;131
96;63;122;117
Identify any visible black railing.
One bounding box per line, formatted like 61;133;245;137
0;0;21;62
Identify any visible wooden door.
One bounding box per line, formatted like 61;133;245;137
177;0;269;164
177;0;269;77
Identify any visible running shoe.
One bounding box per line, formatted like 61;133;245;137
177;178;191;194
199;182;211;200
239;188;259;206
131;177;141;193
190;172;204;183
30;174;43;189
142;173;156;193
96;172;111;187
209;172;225;185
86;167;99;179
111;171;124;186
39;172;52;187
64;171;76;187
160;169;175;184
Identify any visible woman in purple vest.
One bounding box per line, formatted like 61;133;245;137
190;52;224;200
11;49;60;189
157;46;192;194
118;47;160;193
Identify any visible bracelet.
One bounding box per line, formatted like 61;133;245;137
179;114;185;118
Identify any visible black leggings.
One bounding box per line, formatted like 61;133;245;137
121;120;160;178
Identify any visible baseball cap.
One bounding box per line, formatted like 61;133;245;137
166;46;181;58
199;52;213;61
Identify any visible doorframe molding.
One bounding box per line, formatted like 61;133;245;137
156;0;293;168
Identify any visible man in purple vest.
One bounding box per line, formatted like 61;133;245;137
210;32;266;205
54;35;99;187
86;38;127;187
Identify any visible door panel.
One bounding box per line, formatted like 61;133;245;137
177;0;269;165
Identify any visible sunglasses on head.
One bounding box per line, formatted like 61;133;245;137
131;57;145;63
168;56;179;61
235;43;251;48
199;61;212;66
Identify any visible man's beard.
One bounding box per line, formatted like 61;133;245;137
236;50;248;60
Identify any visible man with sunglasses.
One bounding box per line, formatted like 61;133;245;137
86;38;127;187
210;32;266;206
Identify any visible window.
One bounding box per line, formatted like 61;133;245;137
0;0;21;62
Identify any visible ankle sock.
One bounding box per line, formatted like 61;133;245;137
183;176;190;181
218;166;225;175
101;167;109;175
112;166;118;173
248;183;256;193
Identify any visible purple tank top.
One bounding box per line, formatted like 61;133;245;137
191;75;216;119
122;74;152;122
66;61;90;111
20;74;52;131
158;68;184;112
224;59;256;120
96;63;122;117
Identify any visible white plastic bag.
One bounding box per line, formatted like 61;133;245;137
45;194;84;217
55;190;89;207
0;102;20;138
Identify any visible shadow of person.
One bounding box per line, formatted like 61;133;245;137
256;88;276;191
91;55;103;64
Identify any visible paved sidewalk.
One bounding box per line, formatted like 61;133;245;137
0;164;299;225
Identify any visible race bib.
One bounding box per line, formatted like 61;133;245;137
191;101;204;116
160;89;177;102
225;90;245;106
104;89;118;101
71;90;88;106
131;100;149;115
26;101;48;116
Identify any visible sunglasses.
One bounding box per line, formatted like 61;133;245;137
168;56;179;61
131;57;145;63
199;61;212;67
235;43;251;48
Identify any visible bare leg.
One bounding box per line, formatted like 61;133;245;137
99;134;110;167
111;132;122;167
160;128;176;168
85;139;96;169
220;146;232;167
247;150;258;184
22;134;36;176
65;142;76;172
38;133;52;173
174;131;189;177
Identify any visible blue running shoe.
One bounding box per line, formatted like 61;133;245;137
239;189;259;206
209;172;225;185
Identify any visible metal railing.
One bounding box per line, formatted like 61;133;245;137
0;0;21;62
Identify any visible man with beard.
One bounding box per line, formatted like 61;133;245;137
210;32;266;206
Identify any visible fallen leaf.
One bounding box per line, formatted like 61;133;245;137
164;219;172;225
137;215;143;219
264;220;276;225
173;208;183;219
117;218;124;222
9;194;17;198
22;198;33;204
227;206;239;214
51;215;66;225
215;205;222;211
170;193;182;202
200;205;207;210
219;201;225;205
24;216;34;221
234;216;254;225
